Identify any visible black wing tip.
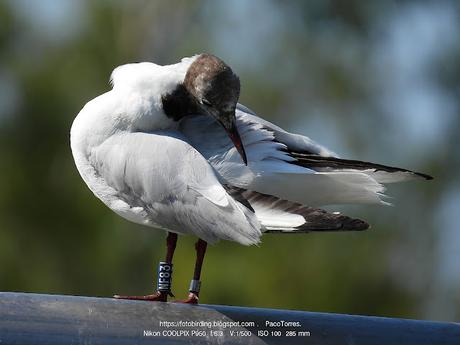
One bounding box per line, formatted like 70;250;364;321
290;152;434;181
341;218;370;231
414;171;433;180
231;187;372;233
292;214;370;233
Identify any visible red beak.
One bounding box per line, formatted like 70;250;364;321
219;118;247;165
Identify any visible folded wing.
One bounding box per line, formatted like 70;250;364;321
89;131;261;245
225;186;369;232
179;104;431;232
179;107;412;207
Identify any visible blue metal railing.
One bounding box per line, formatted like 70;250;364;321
0;292;459;344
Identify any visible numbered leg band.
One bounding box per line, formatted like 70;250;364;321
157;261;173;293
189;279;201;293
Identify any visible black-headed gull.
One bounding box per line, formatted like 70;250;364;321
70;54;432;304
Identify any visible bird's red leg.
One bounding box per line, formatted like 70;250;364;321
114;232;178;302
176;239;207;304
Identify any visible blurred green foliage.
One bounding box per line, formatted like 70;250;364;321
0;0;459;321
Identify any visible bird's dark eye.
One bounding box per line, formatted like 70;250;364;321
201;98;212;107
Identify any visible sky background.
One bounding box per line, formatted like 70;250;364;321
0;0;459;321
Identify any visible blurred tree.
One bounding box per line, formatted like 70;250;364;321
0;0;458;321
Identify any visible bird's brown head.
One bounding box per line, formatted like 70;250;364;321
184;54;247;165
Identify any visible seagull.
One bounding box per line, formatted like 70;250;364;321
70;53;432;304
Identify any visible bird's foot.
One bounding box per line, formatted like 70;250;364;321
113;290;173;302
174;292;199;304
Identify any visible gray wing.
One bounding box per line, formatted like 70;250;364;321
89;131;261;245
178;103;429;232
237;104;431;182
236;103;336;157
179;109;386;207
